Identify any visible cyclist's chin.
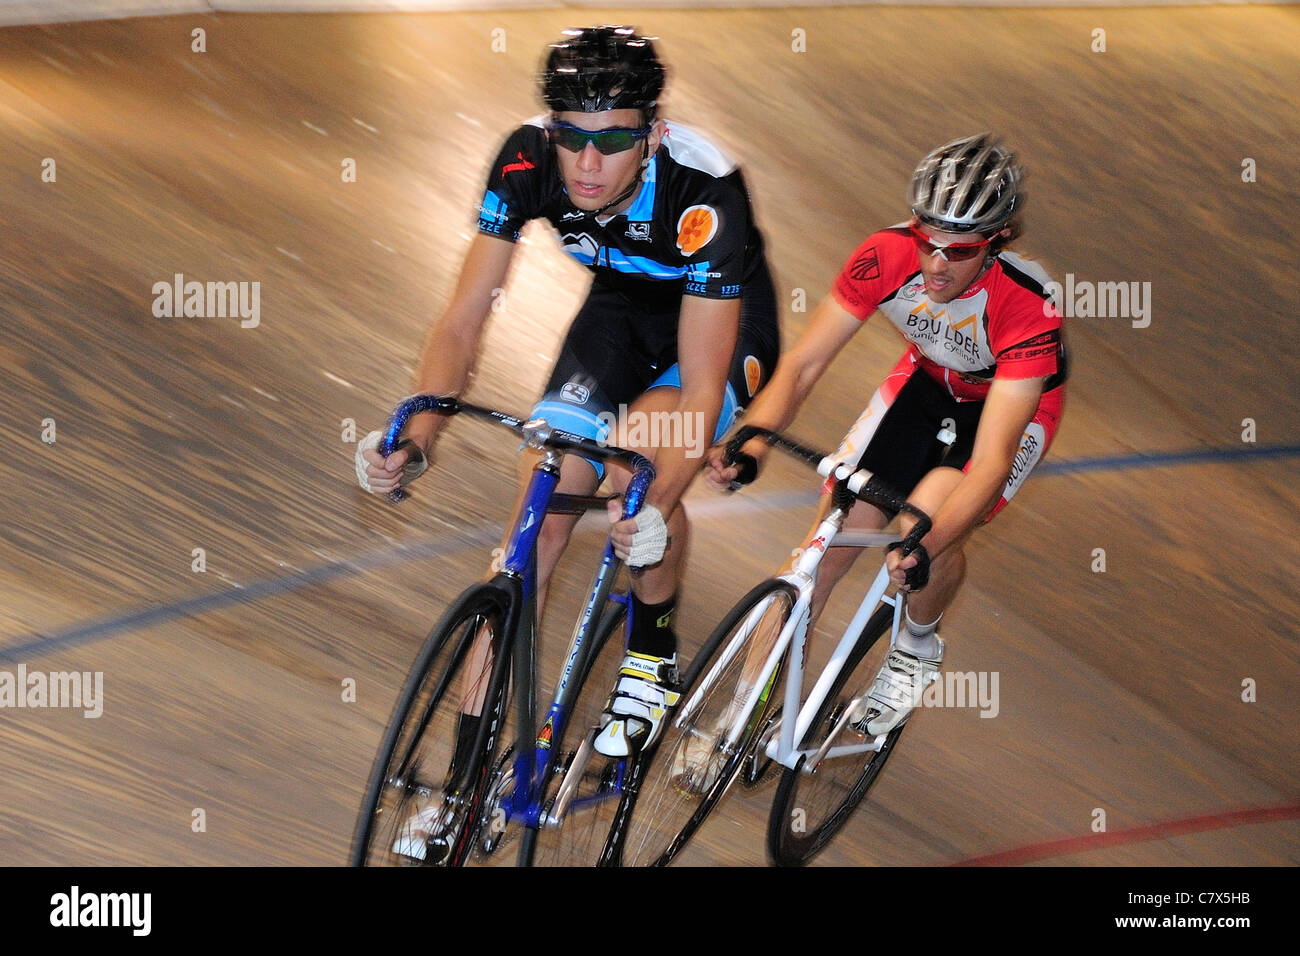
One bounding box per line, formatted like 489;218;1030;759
923;276;961;302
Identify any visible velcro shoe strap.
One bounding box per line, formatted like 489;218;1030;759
610;675;680;713
612;675;663;709
619;652;674;684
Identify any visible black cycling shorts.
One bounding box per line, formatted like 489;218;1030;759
530;259;780;477
847;369;985;509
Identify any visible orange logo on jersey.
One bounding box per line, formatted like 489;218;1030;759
951;314;979;343
743;355;762;397
910;302;948;322
676;205;718;255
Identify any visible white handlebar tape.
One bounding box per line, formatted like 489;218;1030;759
847;469;871;495
817;455;858;483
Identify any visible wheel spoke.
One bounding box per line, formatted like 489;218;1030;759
767;604;900;866
617;580;798;866
351;587;510;867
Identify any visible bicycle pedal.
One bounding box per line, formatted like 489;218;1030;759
392;792;466;864
393;824;453;864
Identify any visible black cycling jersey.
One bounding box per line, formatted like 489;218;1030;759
473;116;780;474
477;117;768;306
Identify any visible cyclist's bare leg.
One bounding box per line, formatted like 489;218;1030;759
804;495;889;627
735;463;974;696
728;493;888;696
458;454;599;717
525;454;602;610
893;466;971;626
458;383;696;720
589;386;695;755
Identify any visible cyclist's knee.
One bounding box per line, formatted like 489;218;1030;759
609;386;680;458
847;501;889;532
905;466;964;520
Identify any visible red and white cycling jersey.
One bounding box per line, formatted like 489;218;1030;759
831;224;1067;401
827;224;1067;519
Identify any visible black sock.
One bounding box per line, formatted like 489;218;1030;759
629;593;677;659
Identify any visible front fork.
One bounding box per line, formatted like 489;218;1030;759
510;538;631;830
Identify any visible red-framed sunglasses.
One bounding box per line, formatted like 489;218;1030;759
908;219;992;262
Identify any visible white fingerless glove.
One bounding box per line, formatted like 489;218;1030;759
624;504;669;567
355;429;428;493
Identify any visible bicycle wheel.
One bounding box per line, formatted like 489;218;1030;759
518;602;628;866
766;603;901;867
614;578;799;867
351;583;512;867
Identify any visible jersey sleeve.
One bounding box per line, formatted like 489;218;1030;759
831;230;912;321
991;290;1065;381
679;171;751;300
476;126;547;243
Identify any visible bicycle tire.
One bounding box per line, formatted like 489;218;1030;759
350;583;512;867
612;578;799;867
766;603;901;867
518;602;628;866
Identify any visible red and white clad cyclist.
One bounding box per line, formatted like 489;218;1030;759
708;134;1067;735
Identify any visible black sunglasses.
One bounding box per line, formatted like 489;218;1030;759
548;121;653;155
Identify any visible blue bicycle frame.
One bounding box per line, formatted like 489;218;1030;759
378;394;653;855
505;456;627;830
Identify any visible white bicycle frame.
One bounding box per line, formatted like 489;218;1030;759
674;462;911;782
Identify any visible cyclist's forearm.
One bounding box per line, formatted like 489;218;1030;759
646;390;725;513
645;441;707;517
401;233;515;452
736;295;862;453
917;374;1044;555
746;360;810;429
405;307;488;450
920;460;1008;557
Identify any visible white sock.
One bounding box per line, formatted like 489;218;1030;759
897;607;942;659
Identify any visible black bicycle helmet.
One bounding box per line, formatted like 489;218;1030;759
541;26;666;117
909;134;1024;235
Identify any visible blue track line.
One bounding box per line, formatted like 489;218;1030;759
0;526;501;664
1036;443;1300;476
2;443;1296;662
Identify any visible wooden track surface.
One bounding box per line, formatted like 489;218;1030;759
0;7;1297;867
